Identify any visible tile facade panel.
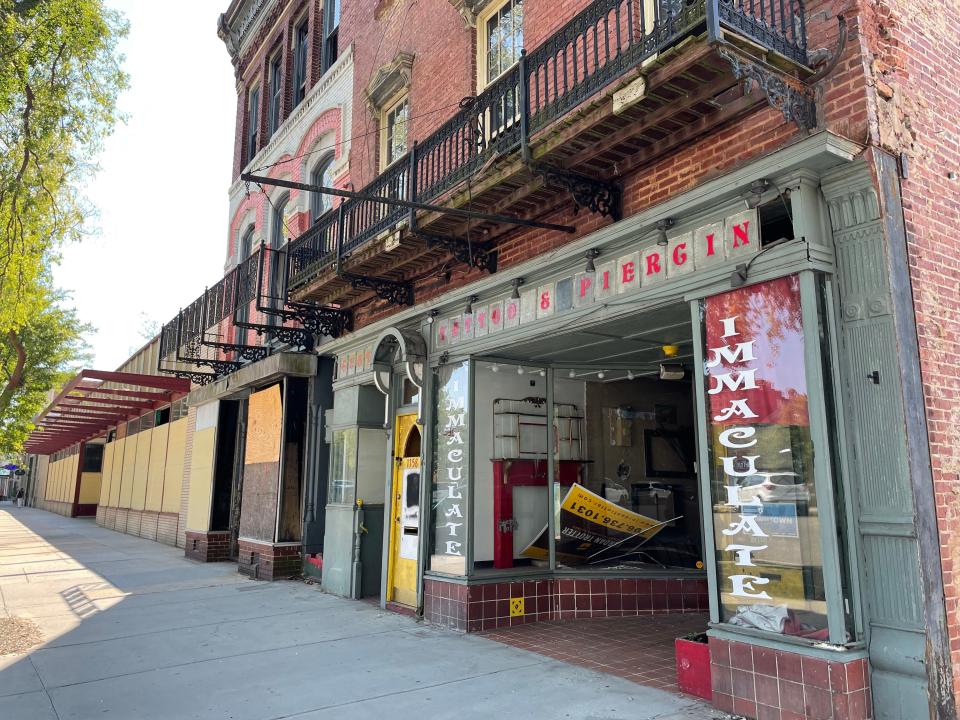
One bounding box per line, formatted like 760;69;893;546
709;638;872;720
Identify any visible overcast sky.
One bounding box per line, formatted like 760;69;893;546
53;1;237;369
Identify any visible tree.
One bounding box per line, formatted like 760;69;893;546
0;286;91;454
0;0;127;449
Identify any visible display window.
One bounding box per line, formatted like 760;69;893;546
700;273;851;641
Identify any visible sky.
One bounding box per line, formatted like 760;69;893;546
53;1;237;369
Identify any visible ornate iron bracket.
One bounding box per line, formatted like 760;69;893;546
172;370;218;386
718;47;817;131
191;358;243;376
418;232;498;274
200;339;271;363
531;163;622;221
341;271;413;306
262;302;353;339
266;325;315;351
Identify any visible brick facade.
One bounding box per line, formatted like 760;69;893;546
237;539;302;580
184;530;233;563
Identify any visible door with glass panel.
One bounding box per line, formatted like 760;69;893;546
388;413;421;606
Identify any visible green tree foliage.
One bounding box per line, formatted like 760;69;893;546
0;287;91;454
0;0;127;449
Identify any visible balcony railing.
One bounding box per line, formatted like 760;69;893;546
287;0;808;294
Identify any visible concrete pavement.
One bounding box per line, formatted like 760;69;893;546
0;507;716;720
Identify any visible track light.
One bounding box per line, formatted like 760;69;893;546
511;278;524;300
584;248;601;273
597;370;606;380
539;369;546;377
568;369;576;378
426;309;439;324
656;218;675;246
465;295;478;315
627;370;635;380
517;366;524;375
659;363;685;381
491;364;499;373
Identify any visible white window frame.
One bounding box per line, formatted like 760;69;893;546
477;0;524;91
379;91;410;171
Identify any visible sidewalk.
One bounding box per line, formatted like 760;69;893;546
0;507;717;720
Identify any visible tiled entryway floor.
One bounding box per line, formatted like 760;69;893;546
484;612;710;692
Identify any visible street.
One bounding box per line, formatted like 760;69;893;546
0;507;715;720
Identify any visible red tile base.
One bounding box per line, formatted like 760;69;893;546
423;576;708;632
237;539;301;580
710;637;871;720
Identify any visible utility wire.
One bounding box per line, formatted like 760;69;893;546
250;97;467;174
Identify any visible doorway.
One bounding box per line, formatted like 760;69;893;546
388;412;421;607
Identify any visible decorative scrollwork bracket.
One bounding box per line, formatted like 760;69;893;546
283;302;353;338
341;271;413;307
718;47;817;131
418;233;498;274
530;163;622;221
172;371;218;386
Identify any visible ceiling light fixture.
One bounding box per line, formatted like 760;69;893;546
539;369;546;377
517;366;524;375
627;370;635;380
597;370;606;380
656;218;675;246
568;369;576;378
742;178;772;210
426;309;439;324
491;363;499;373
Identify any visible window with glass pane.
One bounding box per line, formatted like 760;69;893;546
235;226;255;345
703;274;828;637
472;361;550;573
329;427;357;505
247;86;259;164
430;360;469;575
383;96;409;168
310;156;335;222
485;0;523;85
550;369;702;571
322;0;340;73
293;21;309;106
268;57;282;136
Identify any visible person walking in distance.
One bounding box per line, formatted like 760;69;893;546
16;487;24;507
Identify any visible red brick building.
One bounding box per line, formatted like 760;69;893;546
151;0;960;718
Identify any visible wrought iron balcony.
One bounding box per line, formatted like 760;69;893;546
286;0;813;307
158;246;351;385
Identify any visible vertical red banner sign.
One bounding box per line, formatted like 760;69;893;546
703;275;829;638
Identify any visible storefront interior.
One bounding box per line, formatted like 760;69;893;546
467;301;704;578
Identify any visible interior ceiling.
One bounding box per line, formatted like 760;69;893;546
487;302;693;372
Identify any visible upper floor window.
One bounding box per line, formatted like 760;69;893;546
239;225;255;261
480;0;523;87
247;86;260;164
322;0;340;74
380;93;409;170
310;156;335;222
268;55;283;136
271;194;289;248
293;20;309;107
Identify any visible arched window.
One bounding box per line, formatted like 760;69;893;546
239;225;254;261
310;156;335;223
271;193;289;248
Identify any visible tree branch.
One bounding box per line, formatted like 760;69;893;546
0;330;27;416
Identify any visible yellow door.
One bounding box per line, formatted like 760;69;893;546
388;413;421;607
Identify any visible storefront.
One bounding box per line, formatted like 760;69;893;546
319;134;941;717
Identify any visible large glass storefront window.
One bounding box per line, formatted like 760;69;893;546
430;360;470;574
702;274;828;638
549;370;703;570
473;360;550;573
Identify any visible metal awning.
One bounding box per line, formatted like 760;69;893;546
23;370;190;455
